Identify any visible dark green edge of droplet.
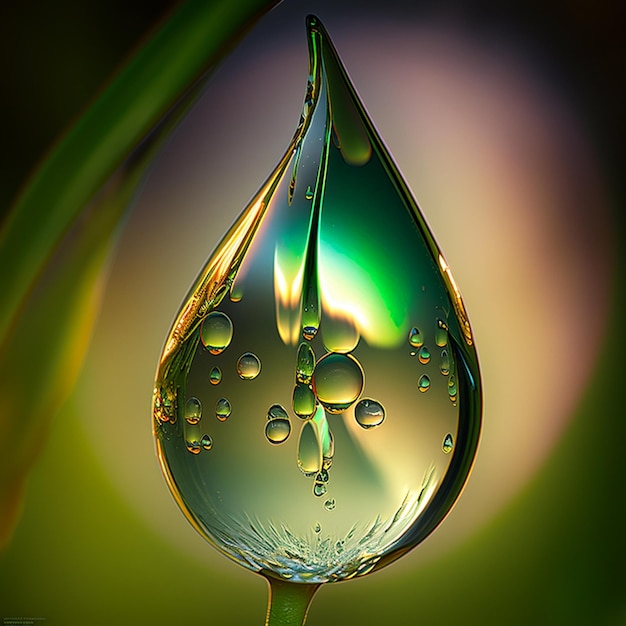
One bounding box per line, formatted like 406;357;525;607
306;16;483;574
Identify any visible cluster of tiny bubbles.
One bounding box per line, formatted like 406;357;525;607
200;311;234;354
354;398;386;429
442;433;454;454
215;397;232;421
236;352;261;380
209;366;222;385
185;397;202;424
265;404;291;444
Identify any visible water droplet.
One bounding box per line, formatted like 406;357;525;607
236;352;261;380
297;420;322;476
418;374;431;393
443;434;454;454
265;418;291;444
408;327;423;348
418;345;431;365
152;15;482;583
215;397;232;421
354;398;385;429
267;403;289;421
448;375;458;403
313;482;327;497
184;396;202;424
200;311;233;355
305;185;314;200
292;382;316;418
314;522;322;534
209;366;222;385
201;434;213;450
296;342;315;384
312;352;364;414
435;319;448;347
440;349;450;376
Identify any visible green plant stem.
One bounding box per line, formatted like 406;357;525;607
265;577;321;626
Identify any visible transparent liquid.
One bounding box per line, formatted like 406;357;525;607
153;15;481;584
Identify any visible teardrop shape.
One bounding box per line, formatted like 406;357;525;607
153;15;481;585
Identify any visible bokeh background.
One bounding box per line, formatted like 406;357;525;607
0;0;624;624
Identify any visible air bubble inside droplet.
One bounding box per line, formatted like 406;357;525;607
200;311;233;354
440;350;450;376
297;420;322;476
408;327;423;348
354;398;385;429
265;418;291;444
209;366;222;385
296;342;315;384
293;382;316;418
418;374;431;393
216;397;232;421
184;397;202;424
236;352;261;379
313;353;364;414
435;319;448;347
418;345;431;365
443;433;454;453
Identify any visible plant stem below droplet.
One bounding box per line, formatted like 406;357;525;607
264;576;321;626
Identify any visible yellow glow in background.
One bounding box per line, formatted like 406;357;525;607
0;1;623;624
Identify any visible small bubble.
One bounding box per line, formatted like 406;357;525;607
186;440;201;455
296;342;315;384
408;327;423;348
324;499;336;511
354;398;385;429
200;311;233;354
201;434;213;450
418;374;431;393
265;418;291;444
313;482;327;497
184;397;202;424
209;366;222;385
440;349;450;376
293;382;316;418
216;397;232;421
443;433;454;453
236;352;261;380
315;468;329;483
313;352;364;414
435;318;448;347
305;185;314;200
267;404;289;420
448;375;457;403
418;345;431;364
302;325;318;340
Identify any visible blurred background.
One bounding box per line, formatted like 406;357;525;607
0;0;624;624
